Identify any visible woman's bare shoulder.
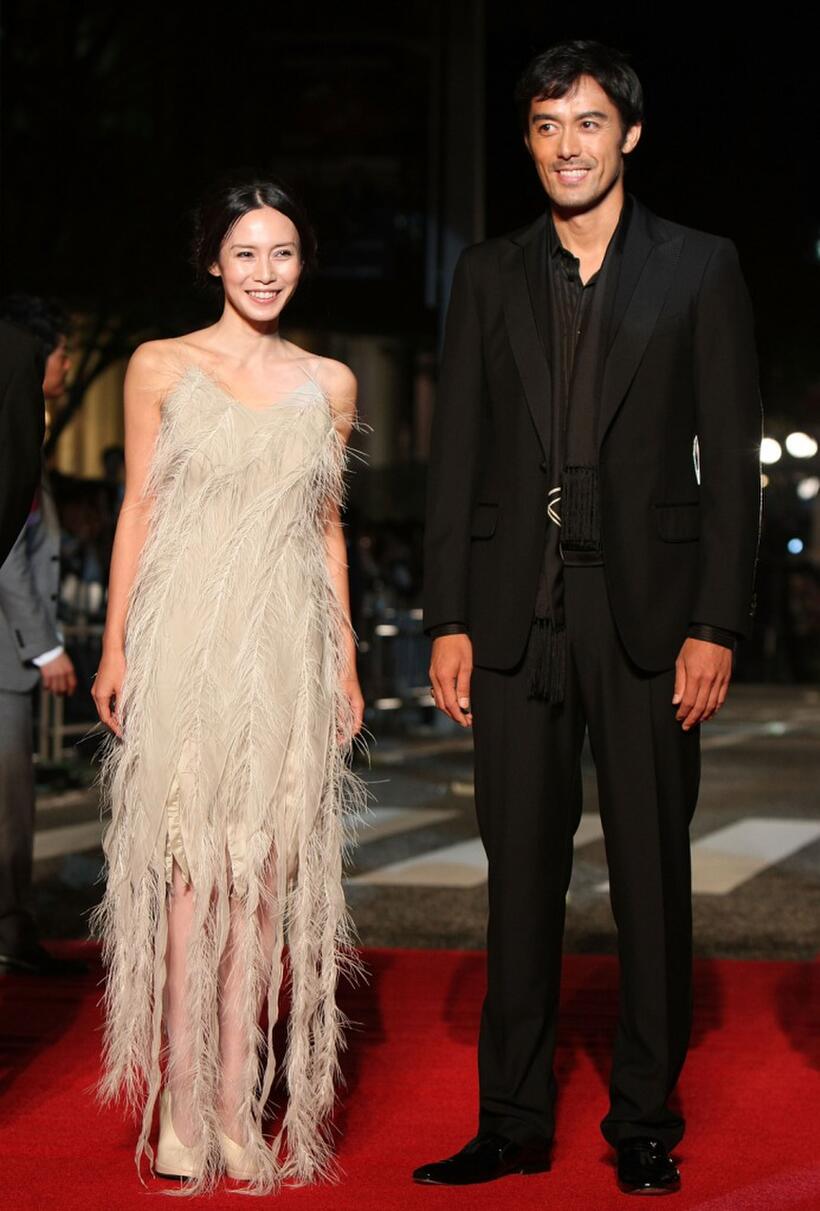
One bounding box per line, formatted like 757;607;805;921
125;337;204;401
310;355;357;418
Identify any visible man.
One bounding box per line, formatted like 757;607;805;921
0;295;83;977
0;319;46;567
416;40;762;1196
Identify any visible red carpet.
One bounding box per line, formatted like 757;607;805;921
1;943;819;1210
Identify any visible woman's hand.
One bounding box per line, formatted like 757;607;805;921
92;647;126;738
339;671;365;743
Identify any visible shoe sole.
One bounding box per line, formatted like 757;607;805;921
617;1181;681;1195
413;1164;551;1185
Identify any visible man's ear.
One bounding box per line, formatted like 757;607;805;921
523;132;534;160
622;122;642;156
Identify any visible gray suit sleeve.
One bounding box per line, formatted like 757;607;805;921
0;521;60;663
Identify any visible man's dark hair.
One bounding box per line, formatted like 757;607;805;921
0;294;70;358
515;40;643;137
189;170;318;290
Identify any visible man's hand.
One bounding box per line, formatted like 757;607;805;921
40;651;77;696
430;633;473;727
672;637;732;730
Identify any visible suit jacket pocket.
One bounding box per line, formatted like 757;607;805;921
654;501;700;542
470;501;499;538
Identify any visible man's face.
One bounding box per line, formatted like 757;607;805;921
524;74;641;212
43;334;71;401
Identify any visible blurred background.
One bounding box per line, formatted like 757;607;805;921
2;1;818;959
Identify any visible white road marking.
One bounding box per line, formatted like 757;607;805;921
574;813;605;847
350;837;487;888
594;817;820;896
32;806;459;864
700;720;795;750
34;819;103;861
349;813;605;888
354;806;458;843
691;817;820;893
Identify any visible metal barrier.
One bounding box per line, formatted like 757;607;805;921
357;604;434;714
35;608;436;761
36;621;105;762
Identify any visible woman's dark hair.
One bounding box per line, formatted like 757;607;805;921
0;293;70;358
189;172;318;289
514;40;643;138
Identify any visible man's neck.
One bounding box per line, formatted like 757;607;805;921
551;183;626;274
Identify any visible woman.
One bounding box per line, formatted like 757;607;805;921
89;174;370;1196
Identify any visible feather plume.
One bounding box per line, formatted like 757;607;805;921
87;363;375;1195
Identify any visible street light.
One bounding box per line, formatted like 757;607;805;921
785;432;818;459
760;437;782;465
797;477;820;500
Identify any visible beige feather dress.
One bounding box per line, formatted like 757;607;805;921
88;359;370;1195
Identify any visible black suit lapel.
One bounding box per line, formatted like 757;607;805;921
501;213;551;460
598;197;684;448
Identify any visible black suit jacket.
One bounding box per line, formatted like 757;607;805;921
0;321;46;567
422;193;763;672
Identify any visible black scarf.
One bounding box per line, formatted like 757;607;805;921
527;197;632;703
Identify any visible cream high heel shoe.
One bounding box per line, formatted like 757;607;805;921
155;1087;198;1180
221;1129;262;1182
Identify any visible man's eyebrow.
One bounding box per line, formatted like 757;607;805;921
530;109;610;124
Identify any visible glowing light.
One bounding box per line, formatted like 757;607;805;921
760;437;782;465
785;432;818;459
787;538;804;554
797;477;820;500
761;473;770;488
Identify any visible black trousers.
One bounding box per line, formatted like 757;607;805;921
0;688;38;954
470;564;701;1149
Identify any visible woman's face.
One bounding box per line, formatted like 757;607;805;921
210;206;302;322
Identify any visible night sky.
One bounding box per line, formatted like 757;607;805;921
2;3;816;420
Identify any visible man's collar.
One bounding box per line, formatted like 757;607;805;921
547;192;633;260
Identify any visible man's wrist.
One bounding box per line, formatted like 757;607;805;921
426;621;468;639
687;622;738;652
30;643;64;668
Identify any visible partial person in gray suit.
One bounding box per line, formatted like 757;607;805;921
0;319;45;566
0;296;84;976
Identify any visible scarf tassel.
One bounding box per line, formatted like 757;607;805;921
560;464;600;552
527;616;567;703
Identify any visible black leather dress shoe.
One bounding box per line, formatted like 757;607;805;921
616;1137;680;1194
0;942;88;977
412;1132;551;1185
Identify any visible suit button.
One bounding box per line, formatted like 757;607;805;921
50;593;57;601
539;459;547;472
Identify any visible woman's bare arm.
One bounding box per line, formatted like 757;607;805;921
319;359;363;735
93;343;170;733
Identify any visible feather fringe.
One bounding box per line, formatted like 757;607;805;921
87;364;375;1195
